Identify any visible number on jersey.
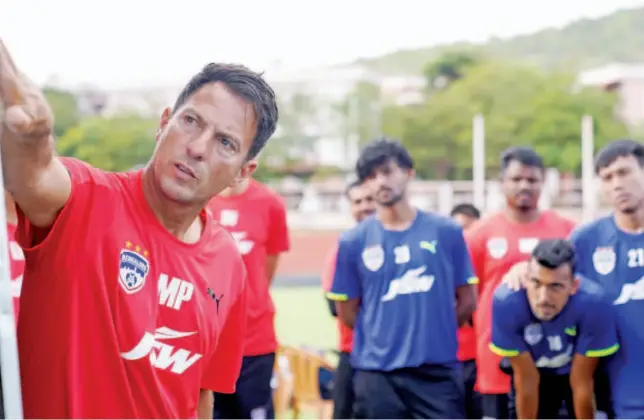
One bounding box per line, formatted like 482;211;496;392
627;248;644;268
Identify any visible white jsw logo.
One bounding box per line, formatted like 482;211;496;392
121;327;202;374
230;232;254;255
158;274;194;310
614;276;644;305
535;344;573;369
381;266;435;302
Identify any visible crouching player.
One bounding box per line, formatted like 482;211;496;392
490;239;619;419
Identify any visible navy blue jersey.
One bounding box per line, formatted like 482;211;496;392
490;280;618;375
328;211;477;371
571;215;644;418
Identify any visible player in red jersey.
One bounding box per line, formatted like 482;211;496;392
321;178;375;419
450;203;482;419
466;147;575;419
0;38;279;419
4;191;25;319
208;178;290;419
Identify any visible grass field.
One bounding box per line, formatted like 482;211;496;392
272;286;337;351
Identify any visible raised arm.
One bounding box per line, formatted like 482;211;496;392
0;39;71;228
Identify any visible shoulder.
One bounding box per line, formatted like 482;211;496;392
492;284;528;322
575;276;610;306
420;210;461;232
251;180;286;208
466;212;504;242
340;216;376;243
60;157;124;188
570;215;613;241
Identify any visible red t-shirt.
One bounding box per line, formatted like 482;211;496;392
17;158;248;419
7;223;25;320
466;211;576;395
321;245;353;353
208;179;290;356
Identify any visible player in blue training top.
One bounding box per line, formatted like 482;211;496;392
491;239;619;419
327;138;478;419
569;139;644;419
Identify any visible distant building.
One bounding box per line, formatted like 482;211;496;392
577;63;644;128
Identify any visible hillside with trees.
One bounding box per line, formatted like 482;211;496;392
354;6;644;75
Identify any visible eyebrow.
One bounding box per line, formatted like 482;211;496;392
181;107;242;146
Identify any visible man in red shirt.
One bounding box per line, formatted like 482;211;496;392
450;203;482;419
5;191;25;319
466;147;575;419
321;178;375;419
0;39;279;419
208;178;290;419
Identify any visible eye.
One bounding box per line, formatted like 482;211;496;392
183;114;197;125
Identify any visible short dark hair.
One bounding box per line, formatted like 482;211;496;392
173;63;279;160
500;146;544;172
594;139;644;174
450;203;481;219
344;178;363;198
356;137;414;182
531;239;575;270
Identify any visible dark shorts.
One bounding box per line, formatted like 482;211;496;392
482;393;510;419
354;364;465;419
213;353;275;420
509;373;573;419
462;359;482;419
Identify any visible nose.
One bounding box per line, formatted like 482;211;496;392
536;286;550;303
185;132;209;161
518;179;532;191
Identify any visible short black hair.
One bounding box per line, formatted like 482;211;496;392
594;139;644;174
173;63;279;160
500;146;544;172
531;239;575;270
450;203;481;219
344;178;363;198
356;137;414;182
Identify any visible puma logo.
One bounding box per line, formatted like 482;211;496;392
207;288;224;313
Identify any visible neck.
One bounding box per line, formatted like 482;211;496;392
220;178;251;197
141;168;204;242
377;199;417;231
614;206;644;233
505;206;540;224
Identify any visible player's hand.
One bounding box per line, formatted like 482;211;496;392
502;261;529;291
0;39;54;140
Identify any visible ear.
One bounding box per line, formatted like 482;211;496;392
570;276;581;295
228;159;258;189
407;168;416;180
157;107;172;142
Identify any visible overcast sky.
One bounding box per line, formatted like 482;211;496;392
2;0;644;89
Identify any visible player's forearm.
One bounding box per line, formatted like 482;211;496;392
336;300;359;329
455;286;477;326
197;389;213;419
571;382;594;420
265;254;280;285
514;375;539;419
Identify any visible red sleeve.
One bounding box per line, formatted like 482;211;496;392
16;157;116;253
265;195;289;255
321;245;339;292
201;273;248;393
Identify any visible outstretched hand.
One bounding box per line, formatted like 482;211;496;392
502;260;529;291
0;39;53;139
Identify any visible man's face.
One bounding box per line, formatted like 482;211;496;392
525;259;578;321
347;184;376;222
151;82;258;205
598;155;644;214
452;213;477;231
501;161;543;212
364;160;413;207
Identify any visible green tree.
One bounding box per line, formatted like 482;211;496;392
57;114;157;171
383;60;627;179
422;50;481;89
43;87;81;138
